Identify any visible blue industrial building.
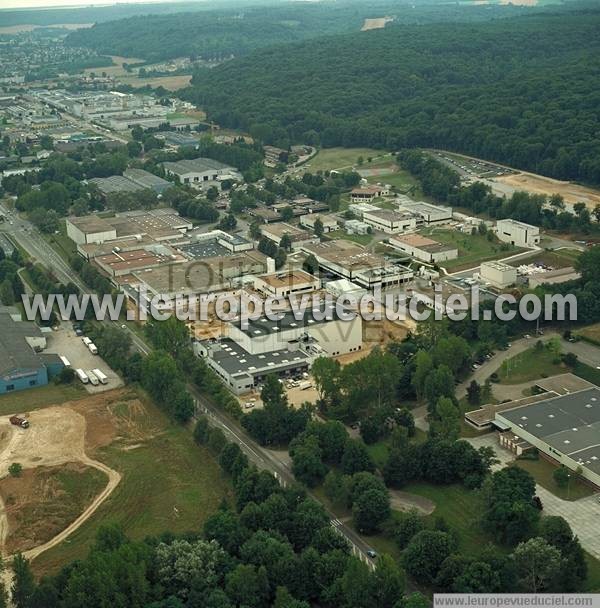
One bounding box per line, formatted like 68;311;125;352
0;309;64;394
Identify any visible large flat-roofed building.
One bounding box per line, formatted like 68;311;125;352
397;201;452;224
0;310;63;394
94;249;168;278
348;203;379;219
362;209;417;234
480;260;518;288
496;386;600;488
137;250;271;297
496;219;540;248
388;233;458;263
196;338;312;395
122;168;171;195
179;230;254;257
163;158;239;185
299;213;339;233
195;304;363;394
254;270;320;298
261;222;315;249
88;175;145;196
67;210;192;247
302;240;413;289
66;215;118;245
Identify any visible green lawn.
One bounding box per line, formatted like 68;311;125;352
577;323;600;347
498;346;566;384
367;169;420;194
421;228;522;271
334;232;374;247
401;482;497;555
308;147;388;172
45;221;77;262
0;383;85;416
32;392;232;576
507;249;581;270
513;459;594;501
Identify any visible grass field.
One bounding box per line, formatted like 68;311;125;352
366;168;420;194
508;249;581;270
421;228;522;271
513;459;594;501
498;346;565;384
0;383;85;417
333;231;374;247
577;323;600;347
308;148;388;172
400;482;495;555
31;389;232;576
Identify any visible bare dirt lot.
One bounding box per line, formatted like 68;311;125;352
495;172;600;210
361;17;394;31
0;392;131;559
0;463;106;554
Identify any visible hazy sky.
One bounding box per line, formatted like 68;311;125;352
2;0;178;9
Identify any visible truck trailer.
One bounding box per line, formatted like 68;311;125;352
59;355;71;367
82;337;92;346
88;343;98;355
87;370;99;386
75;368;89;384
92;368;108;385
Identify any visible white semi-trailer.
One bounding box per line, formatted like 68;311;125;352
75;368;89;384
92;368;108;385
87;370;99;386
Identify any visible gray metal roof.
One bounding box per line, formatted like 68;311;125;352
89;175;144;195
500;387;600;474
123;168;170;191
163;158;231;175
202;338;310;377
0;312;46;378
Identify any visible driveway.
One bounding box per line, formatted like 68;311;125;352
466;434;600;560
457;334;600;400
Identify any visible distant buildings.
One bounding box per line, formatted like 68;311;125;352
299;213;339;233
254;270;320;298
496;219;540;248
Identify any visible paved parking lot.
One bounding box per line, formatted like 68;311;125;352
467;433;600;559
45;327;123;393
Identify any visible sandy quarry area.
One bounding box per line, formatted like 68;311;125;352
0;395;124;569
495;172;600;210
361;17;394;31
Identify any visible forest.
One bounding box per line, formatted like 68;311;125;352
184;10;600;184
64;0;538;63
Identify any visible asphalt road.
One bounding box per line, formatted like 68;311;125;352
0;205;378;570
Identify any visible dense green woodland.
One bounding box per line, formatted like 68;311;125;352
65;1;537;63
185;10;600;184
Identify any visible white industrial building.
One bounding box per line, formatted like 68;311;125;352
496;219;540;248
195;305;363;394
397;201;452;224
302;240;413;289
254;270;320;298
479;261;518;288
388;233;458;263
261;223;315;250
362;209;418;234
66;216;117;245
299;213;339;233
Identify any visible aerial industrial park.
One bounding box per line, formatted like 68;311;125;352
0;1;599;604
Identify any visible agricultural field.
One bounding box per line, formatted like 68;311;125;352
0;387;231;577
420;227;521;271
